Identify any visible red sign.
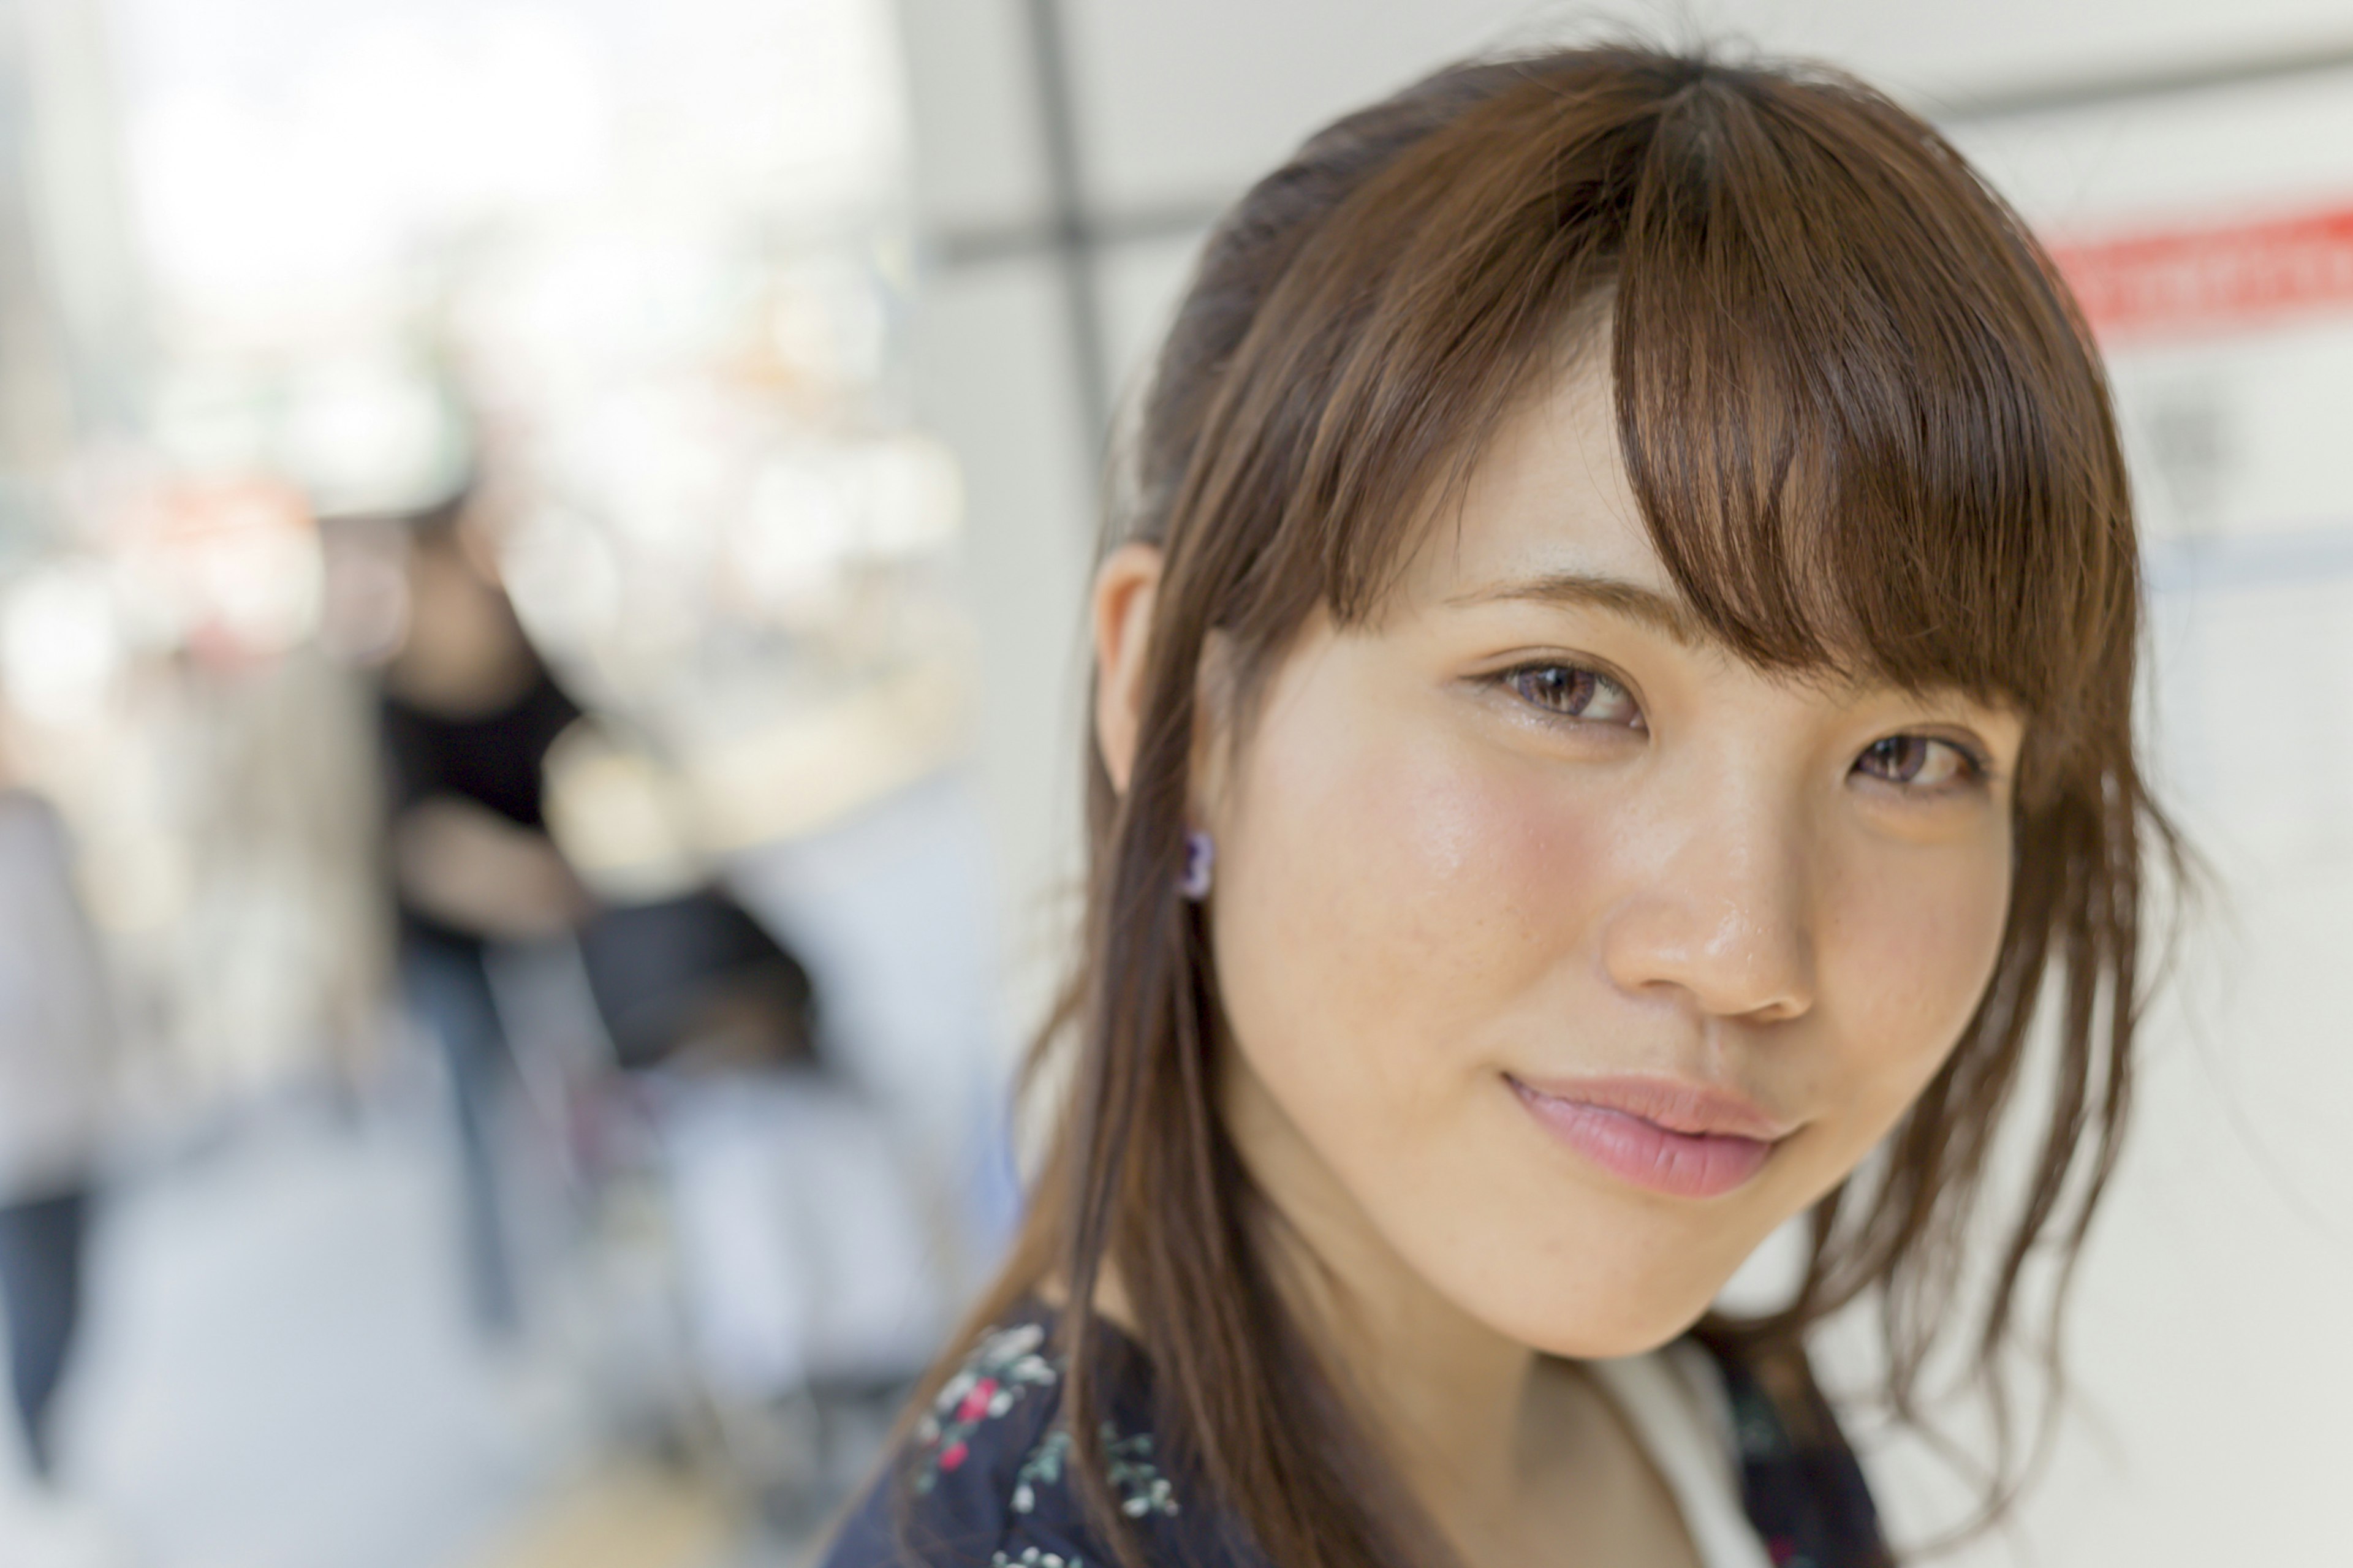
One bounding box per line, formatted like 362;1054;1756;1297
2047;203;2353;338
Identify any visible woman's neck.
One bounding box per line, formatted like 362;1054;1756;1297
1217;1048;1558;1530
1061;1052;1698;1568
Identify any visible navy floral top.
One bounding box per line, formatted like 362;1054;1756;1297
819;1300;1892;1568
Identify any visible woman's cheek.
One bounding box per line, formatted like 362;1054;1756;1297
1214;662;1604;1116
1813;831;2014;1155
1242;697;1553;1012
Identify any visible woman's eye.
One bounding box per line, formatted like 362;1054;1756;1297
1502;663;1642;728
1855;734;1980;790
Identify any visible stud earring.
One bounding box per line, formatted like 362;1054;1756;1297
1178;830;1214;901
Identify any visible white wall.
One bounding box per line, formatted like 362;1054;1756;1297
893;3;2353;1561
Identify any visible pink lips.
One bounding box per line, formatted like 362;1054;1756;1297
1508;1074;1790;1199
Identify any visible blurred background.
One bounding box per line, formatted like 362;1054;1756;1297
0;1;2346;1565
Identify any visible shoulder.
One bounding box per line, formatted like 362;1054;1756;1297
817;1308;1189;1568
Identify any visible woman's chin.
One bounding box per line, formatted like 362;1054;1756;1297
1507;1297;1719;1363
1432;1233;1749;1363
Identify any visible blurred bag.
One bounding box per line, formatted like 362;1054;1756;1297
575;889;818;1072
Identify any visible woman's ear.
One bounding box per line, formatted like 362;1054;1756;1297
1092;541;1164;795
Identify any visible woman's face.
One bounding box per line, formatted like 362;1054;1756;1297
1184;366;2021;1358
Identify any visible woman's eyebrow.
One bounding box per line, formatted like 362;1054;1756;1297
1444;570;1708;649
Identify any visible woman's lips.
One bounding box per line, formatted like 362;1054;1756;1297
1507;1073;1788;1199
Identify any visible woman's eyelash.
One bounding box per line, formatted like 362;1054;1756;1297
1490;662;1996;793
1852;734;1994;792
1490;661;1643;727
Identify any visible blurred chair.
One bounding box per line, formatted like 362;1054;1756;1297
574;886;949;1529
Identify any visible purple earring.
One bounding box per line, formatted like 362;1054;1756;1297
1178;830;1214;901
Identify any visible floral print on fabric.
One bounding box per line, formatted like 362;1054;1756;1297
1010;1415;1178;1520
820;1300;1893;1568
1101;1428;1178;1518
915;1322;1061;1494
915;1317;1183;1527
1010;1426;1070;1515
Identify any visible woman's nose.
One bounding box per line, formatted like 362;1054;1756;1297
1597;792;1819;1025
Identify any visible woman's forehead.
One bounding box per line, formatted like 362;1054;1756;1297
1406;363;1668;605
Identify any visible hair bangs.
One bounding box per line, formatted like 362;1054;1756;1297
1610;72;2135;751
1254;58;2137;781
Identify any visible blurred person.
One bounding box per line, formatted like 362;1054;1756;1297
0;778;112;1483
378;490;592;1338
820;43;2182;1568
0;756;132;1566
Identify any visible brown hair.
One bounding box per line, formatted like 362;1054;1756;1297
916;42;2181;1568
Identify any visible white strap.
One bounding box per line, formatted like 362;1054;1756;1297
1585;1344;1775;1568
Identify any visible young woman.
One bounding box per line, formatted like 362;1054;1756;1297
824;43;2176;1568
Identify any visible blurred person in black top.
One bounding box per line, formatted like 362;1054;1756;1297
377;491;590;1338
